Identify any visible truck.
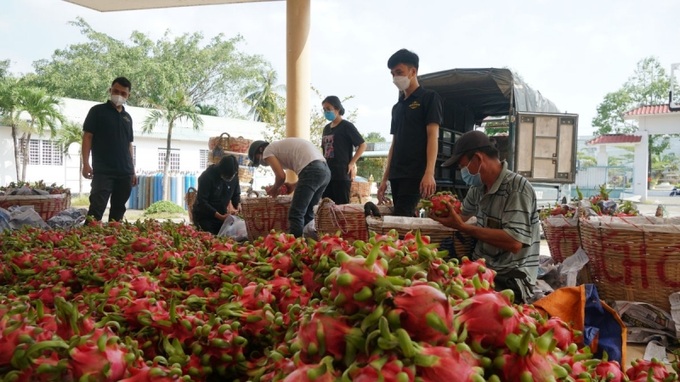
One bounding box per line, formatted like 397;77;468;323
418;68;578;208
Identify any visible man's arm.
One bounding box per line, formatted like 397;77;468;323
459;224;523;254
348;142;367;179
81;132;93;179
420;122;439;197
264;156;287;197
377;141;394;203
431;200;523;254
129;143;137;186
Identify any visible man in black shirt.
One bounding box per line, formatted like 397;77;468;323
82;77;137;221
378;49;443;216
192;155;241;235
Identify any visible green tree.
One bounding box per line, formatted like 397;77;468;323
195;104;219;116
577;150;597;168
592;56;673;180
31;18;267;115
0;75;26;180
15;87;66;182
56;121;85;194
241;67;286;122
364;132;386;143
142;90;203;200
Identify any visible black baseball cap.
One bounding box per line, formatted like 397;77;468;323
441;130;494;168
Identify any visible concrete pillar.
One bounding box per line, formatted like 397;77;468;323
286;0;311;140
596;145;608;166
632;131;649;201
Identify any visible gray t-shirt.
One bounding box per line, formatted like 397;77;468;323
461;161;540;295
263;138;325;174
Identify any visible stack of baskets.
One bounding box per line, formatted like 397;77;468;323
240;195;293;241
349;181;371;204
208;133;253;164
0;192;71;221
238;166;255;184
579;215;680;312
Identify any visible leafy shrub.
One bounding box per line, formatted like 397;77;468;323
144;201;186;215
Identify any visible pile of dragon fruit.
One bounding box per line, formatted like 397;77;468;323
0;219;677;381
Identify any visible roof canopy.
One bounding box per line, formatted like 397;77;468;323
64;0;279;12
418;68;560;121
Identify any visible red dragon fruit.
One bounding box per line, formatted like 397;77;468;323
537;315;582;350
626;358;676;381
414;343;485;382
327;249;387;314
492;330;569;382
591;356;626;382
237;282;275;310
282;357;337;382
421;191;462;217
392;283;455;345
457;257;495;285
350;353;416;382
69;334;131;381
454;289;521;352
296;309;352;363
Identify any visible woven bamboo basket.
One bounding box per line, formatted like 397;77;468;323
241;195;292;241
315;199;369;243
238;166;254;184
225;135;252;154
185;187;197;223
366;215;474;258
579;215;680;312
0;193;71;221
349;181;371;204
541;215;581;263
542;213;591;284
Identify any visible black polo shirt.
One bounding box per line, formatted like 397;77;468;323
83;101;135;176
389;86;443;179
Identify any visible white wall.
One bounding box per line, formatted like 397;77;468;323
0;97;270;192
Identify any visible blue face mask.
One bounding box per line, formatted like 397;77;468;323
324;111;336;121
461;160;483;187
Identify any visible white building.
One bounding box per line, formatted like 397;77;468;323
0;97;270;194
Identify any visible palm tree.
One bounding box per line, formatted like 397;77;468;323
57;121;85;194
195;104;219;116
142;90;203;201
0;76;26;180
15;87;66;182
241;67;285;123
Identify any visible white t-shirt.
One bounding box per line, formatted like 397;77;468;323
262;138;325;174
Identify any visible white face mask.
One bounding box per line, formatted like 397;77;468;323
110;94;126;106
393;76;410;91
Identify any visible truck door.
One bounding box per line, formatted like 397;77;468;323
514;112;578;184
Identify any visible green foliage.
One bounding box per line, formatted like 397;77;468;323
241;67;286;123
144;200;186;215
592;56;670;135
357;158;387;184
29;18;268;116
577;150;597;168
591;56;676;180
364;132;386;143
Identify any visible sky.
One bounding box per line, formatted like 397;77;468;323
1;0;679;139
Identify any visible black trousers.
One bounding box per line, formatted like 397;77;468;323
194;216;222;235
389;178;421;217
88;173;133;222
322;179;351;205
